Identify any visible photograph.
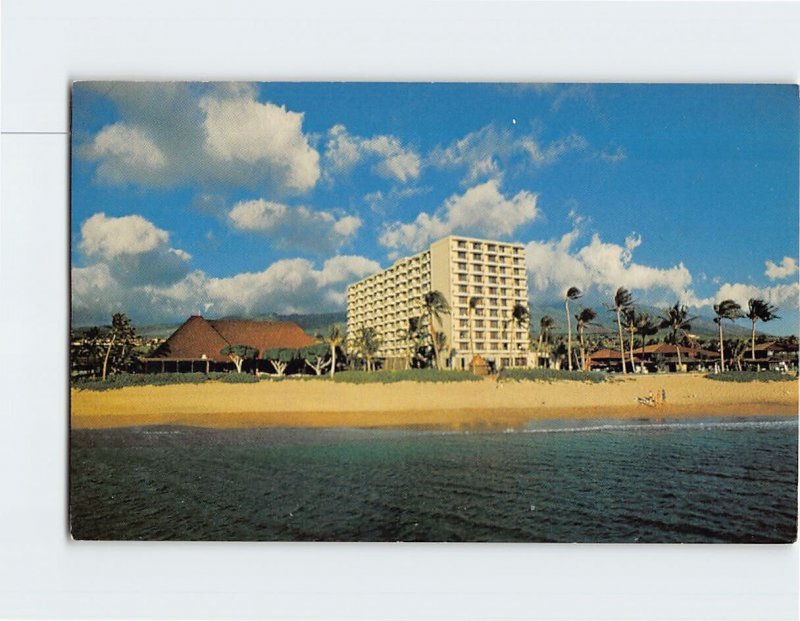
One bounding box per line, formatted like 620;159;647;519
69;82;798;542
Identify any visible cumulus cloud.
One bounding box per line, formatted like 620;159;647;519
429;123;591;185
765;256;799;281
714;281;799;310
525;228;710;307
77;212;191;288
323;124;421;183
379;179;538;255
72;254;381;325
78;82;320;195
227;199;361;253
79;213;169;259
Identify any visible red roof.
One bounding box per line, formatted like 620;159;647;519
152;316;316;362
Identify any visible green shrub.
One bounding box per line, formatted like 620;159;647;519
72;371;258;391
332;369;482;384
498;368;607;383
705;371;796;383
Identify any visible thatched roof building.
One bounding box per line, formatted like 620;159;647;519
144;315;316;371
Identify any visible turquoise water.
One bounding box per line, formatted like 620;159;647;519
70;416;798;542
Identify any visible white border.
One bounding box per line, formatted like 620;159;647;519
2;1;798;619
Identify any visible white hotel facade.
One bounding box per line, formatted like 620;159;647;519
346;235;530;371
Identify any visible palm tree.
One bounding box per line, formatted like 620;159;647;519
713;299;744;371
729;338;748;372
659;302;694;372
508;302;530;368
612;287;633;374
635;312;658;371
397;316;423;370
575;307;597;371
564;287;582;371
354;326;381;371
746;298;780;362
537;315;555;368
621;307;637;372
467;296;481;363
322;324;345;378
423;290;451;369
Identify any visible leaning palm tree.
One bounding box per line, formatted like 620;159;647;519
322;324;345;378
746;298;780;362
659;302;694;372
564;286;583;371
537;315;555;368
423;290;451;369
575;307;598;371
612;287;633;374
508;302;530;368
713;299;744;371
620;307;638;372
467;296;481;363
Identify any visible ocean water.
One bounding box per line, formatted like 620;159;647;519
70;416;798;542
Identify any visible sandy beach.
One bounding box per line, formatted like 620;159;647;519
70;373;798;429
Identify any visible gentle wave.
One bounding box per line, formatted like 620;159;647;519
520;418;799;435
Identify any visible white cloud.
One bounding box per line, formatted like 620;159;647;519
714;282;799;310
525;228;710;307
227;199;361;253
519;133;588;167
199;95;319;192
72;254;381;325
77;213;191;288
86;124;167;184
79;213;169;259
79;82;320;195
379;179;538;254
429;123;592;185
765;256;799;281
323;124;421;183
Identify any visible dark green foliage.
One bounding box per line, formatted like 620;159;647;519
705;371;795;383
72;372;260;391
499;368;607;383
261;348;297;362
332;369;482;384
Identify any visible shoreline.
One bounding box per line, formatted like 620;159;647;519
71;374;798;430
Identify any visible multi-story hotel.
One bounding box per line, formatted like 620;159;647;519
346;235;530;371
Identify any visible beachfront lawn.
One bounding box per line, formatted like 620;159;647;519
332;369;483;383
705;371;797;383
72;372;260;391
498;368;607;383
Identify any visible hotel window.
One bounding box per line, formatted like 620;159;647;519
489;309;498;317
473;275;483;283
476;342;485;350
490;298;498;306
488;276;497;284
490;320;499;328
457;240;466;248
473;286;482;294
459;296;467;304
475;320;484;328
501;288;508;296
488;266;496;274
475;331;484;339
489;287;497;295
457;251;466;259
460;331;469;339
472;242;482;250
491;332;499;340
459;319;468;328
499;267;506;274
458;262;467;271
472;253;482;261
459;285;467;293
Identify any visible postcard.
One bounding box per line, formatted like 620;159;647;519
70;82;798;542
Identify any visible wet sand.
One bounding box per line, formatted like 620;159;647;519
70;373;798;429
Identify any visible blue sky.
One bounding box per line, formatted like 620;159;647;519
71;82;799;334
